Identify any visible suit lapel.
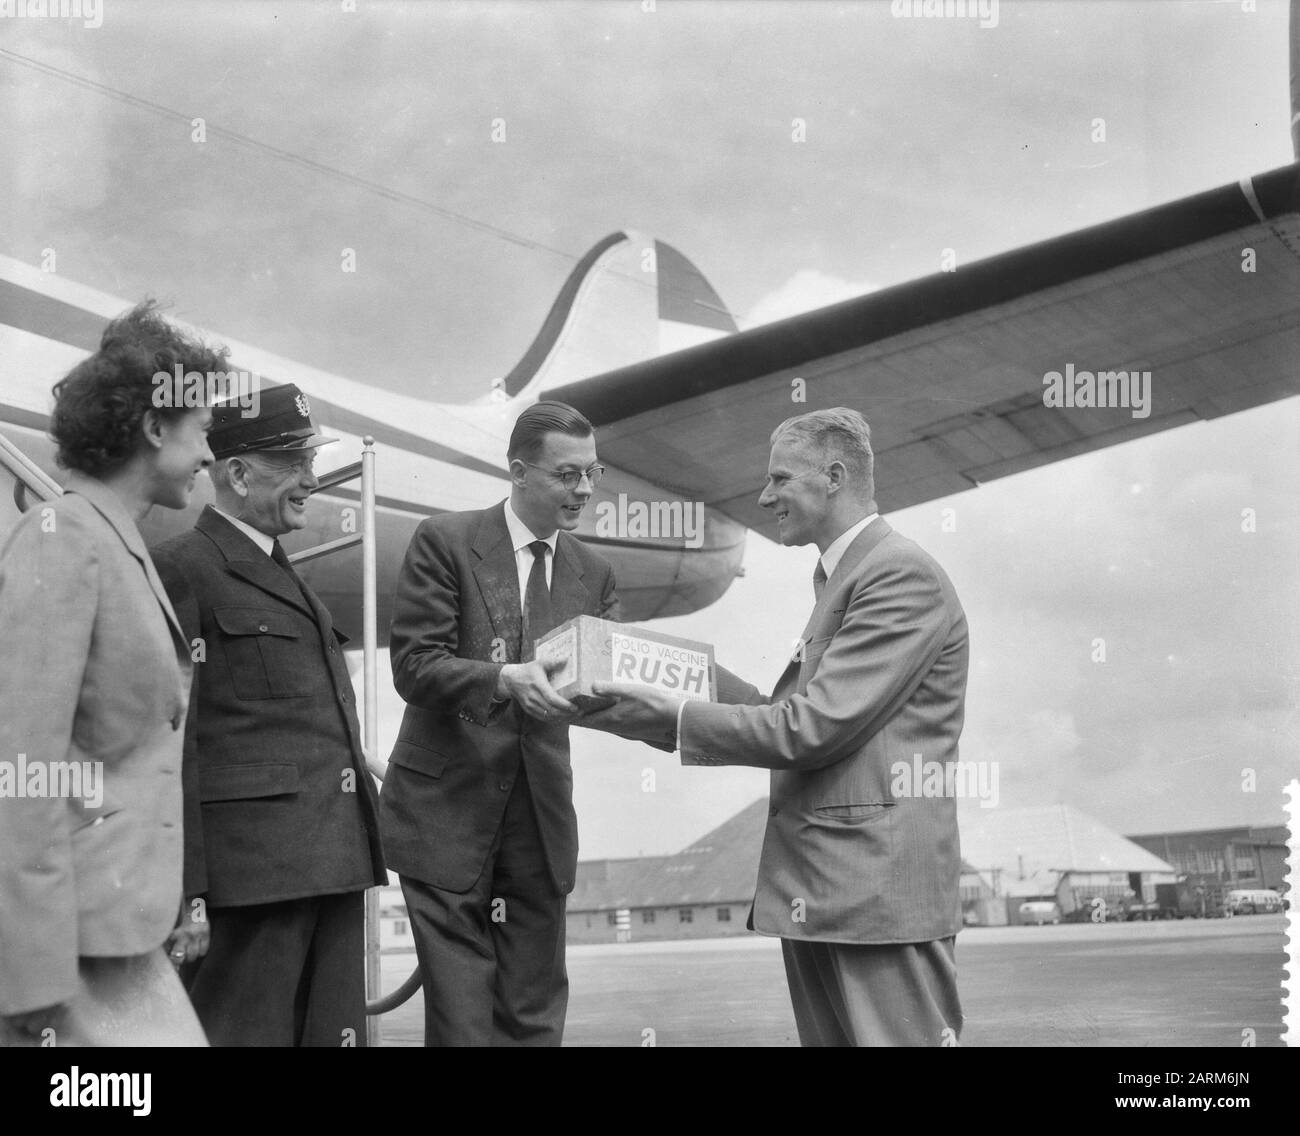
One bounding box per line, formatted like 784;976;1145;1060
293;572;335;639
825;516;892;591
776;517;895;697
471;504;523;659
65;473;189;652
197;508;316;621
551;533;590;623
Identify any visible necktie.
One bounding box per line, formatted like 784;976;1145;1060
271;540;315;611
813;560;827;602
270;539;298;576
522;540;553;658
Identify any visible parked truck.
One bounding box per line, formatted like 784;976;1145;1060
1154;881;1225;919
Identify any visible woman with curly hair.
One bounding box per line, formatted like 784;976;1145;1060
0;300;227;1046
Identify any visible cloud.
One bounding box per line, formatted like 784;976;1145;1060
743;269;878;328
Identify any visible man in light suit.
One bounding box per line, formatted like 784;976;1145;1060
587;407;968;1046
151;383;386;1046
379;400;617;1046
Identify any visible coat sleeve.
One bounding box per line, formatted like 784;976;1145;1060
150;544;208;901
389;518;504;725
678;552;955;771
714;662;768;707
596;561;620;623
0;508;98;1015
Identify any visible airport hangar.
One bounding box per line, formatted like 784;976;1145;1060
560;799;1238;943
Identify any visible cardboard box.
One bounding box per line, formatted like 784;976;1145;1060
534;615;716;711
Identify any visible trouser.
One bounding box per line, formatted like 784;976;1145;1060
781;935;962;1046
182;890;366;1047
400;766;567;1046
1;949;207;1047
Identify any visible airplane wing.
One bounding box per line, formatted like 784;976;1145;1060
547;163;1300;539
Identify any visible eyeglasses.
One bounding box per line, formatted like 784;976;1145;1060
522;461;605;490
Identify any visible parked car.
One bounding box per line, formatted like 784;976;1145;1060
1018;901;1062;925
1223;888;1284;915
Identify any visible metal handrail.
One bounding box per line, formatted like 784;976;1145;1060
366;964;423;1015
288;532;362;565
295;438;422;1042
0;432;62;506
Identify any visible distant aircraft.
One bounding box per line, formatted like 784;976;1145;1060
2;163;1298;642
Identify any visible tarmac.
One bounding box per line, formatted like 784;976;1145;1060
373;912;1288;1046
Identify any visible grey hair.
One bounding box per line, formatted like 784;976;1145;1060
770;407;875;496
208;451;300;492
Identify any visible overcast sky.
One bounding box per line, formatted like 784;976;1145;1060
2;0;1296;858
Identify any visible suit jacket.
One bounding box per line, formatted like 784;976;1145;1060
379;502;618;895
151;507;385;908
679;518;968;945
0;473;191;1015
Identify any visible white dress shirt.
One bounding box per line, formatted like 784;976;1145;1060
212;506;276;557
503;498;558;614
818;512;879;581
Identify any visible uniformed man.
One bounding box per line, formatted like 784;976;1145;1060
152;383;385;1047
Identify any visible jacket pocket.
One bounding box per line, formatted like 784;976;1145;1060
388;740;452;780
799;635;834;664
200;762;299;802
814;802;894;824
212;606;313;700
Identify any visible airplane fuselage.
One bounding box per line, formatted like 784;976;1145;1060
0;254;747;641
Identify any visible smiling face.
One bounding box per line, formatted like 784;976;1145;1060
149;407;214;510
757;434;831;548
511;430;598;537
234;450;319;537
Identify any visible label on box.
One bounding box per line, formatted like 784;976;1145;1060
534;615;716;709
537;624;579;691
605;628;712;699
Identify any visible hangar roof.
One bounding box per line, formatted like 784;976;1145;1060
961;804;1175;877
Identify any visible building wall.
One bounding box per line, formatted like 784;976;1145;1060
1127;829;1289;893
567;903;752;945
1256;844;1288;892
378;891;415;952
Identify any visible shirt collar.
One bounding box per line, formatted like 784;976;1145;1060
503;498;558;555
819;512;879;581
211;506;277;556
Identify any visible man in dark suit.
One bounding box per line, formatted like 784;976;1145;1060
586;407;968;1046
379;400;617;1046
151;383;386;1047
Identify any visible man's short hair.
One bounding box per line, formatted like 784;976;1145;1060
208;450;302;493
771;407;875;497
507;400;594;464
50;299;229;476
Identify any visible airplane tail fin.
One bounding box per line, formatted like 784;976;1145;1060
498;231;736;399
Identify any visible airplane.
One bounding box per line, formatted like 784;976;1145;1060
2;157;1299;646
